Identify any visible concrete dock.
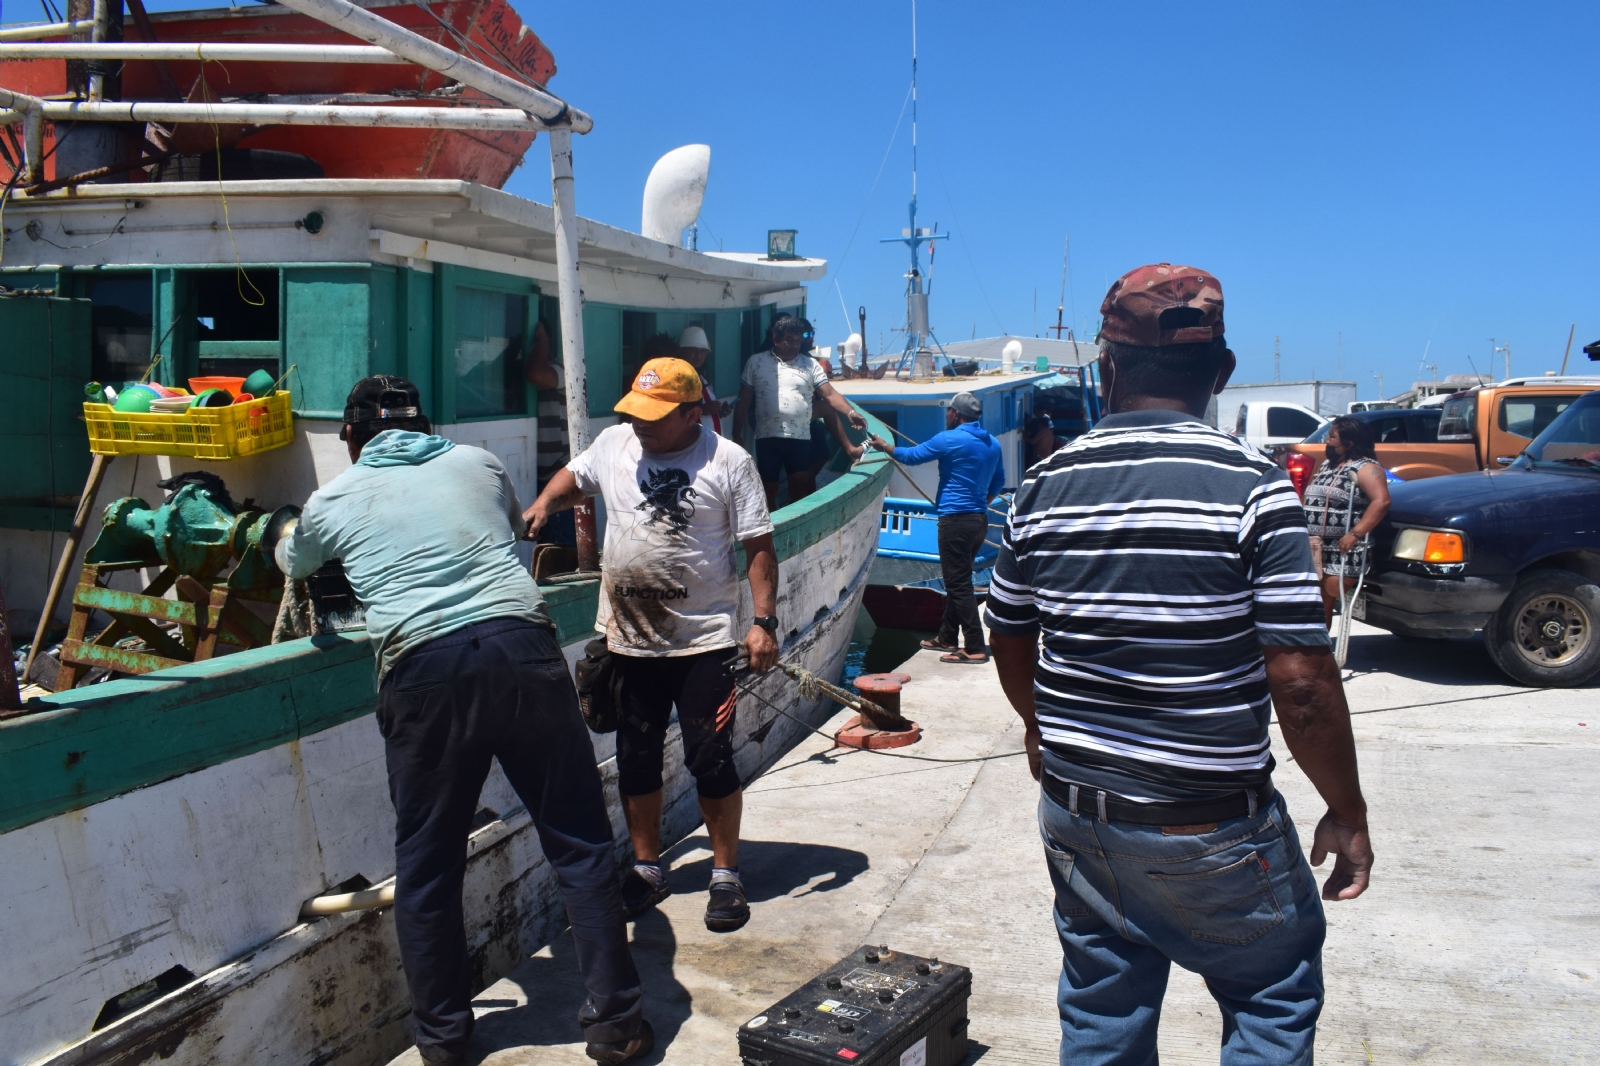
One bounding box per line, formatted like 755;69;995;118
390;621;1600;1064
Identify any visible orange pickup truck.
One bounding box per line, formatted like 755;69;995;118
1282;378;1600;493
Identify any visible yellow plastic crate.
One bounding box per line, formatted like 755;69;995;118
84;390;295;460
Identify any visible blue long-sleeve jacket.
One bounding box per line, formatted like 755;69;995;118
892;420;1006;516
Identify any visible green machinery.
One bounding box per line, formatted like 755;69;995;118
56;477;285;687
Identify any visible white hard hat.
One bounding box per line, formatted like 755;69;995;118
678;325;709;350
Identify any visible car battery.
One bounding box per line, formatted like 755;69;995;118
737;945;970;1066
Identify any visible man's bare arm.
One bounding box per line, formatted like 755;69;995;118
521;467;585;540
740;533;779;671
816;380;868;430
1264;644;1373;900
990;631;1042;780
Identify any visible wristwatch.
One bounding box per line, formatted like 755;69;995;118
753;615;779;634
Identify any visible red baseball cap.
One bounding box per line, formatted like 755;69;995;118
1099;263;1225;348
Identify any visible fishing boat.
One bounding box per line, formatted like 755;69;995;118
0;4;891;1063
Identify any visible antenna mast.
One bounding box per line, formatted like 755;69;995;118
880;0;948;378
1049;235;1071;339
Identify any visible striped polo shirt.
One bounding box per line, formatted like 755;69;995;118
984;408;1327;802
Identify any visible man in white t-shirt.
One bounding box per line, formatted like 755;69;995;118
732;314;867;510
524;357;779;934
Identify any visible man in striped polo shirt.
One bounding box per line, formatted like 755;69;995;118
988;264;1373;1065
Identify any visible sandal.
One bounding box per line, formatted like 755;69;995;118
940;650;989;664
920;638;958;651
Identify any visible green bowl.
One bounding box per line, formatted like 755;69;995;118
243;369;277;397
194;388;234;408
112;385;159;413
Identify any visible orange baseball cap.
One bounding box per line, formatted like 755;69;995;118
614;357;703;420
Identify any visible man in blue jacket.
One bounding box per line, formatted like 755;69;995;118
868;391;1004;663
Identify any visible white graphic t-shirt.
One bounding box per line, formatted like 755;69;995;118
568;423;774;656
739;349;828;440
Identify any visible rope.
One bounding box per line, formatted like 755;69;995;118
734;671;1023;766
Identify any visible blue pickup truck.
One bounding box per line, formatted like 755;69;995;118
1362;390;1600;686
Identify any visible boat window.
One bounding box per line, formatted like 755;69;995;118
1498;394;1580;440
83;274;152;385
193;269;281;380
453;287;528;419
1266;406;1321;439
621;310;657;386
1520;392;1600;469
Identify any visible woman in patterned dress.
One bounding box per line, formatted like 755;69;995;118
1303;415;1392;627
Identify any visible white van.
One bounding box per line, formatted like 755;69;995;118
1231;401;1327;453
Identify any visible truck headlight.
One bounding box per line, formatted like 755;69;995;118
1393;528;1465;563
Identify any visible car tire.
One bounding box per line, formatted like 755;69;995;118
1483;569;1600;687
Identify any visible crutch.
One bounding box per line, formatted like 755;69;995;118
1331;467;1368;669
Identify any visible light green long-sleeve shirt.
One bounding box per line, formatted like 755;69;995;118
277;431;552;683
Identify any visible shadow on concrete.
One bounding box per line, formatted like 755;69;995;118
1340;630;1507;688
665;834;870;904
963;1039;993;1064
464;913;692;1065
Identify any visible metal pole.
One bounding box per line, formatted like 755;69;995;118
0;89;47;183
270;0;591;132
1561;323;1577;376
548;126;598;571
0;20;96;42
23;99;553;131
0;42;413;62
24;453;112;685
87;0;111;101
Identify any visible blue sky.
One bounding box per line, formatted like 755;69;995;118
11;1;1599;396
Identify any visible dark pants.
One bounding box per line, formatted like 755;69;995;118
378;618;643;1056
938;511;989;651
614;647;742;800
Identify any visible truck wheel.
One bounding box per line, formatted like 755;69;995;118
1484;569;1600;687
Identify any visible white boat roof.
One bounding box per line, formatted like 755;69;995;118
831;372;1054;404
3;178;825;309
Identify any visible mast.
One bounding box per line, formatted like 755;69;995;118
881;0;946;377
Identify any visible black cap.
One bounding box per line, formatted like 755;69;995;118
340;375;422;440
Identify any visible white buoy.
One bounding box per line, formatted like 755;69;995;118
1002;339;1023;374
641;144;711;245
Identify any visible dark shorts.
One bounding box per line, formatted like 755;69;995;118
755;436;815;481
614;647;742;800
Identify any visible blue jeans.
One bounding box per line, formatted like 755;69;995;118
1038;786;1326;1066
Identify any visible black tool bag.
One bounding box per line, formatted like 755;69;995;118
574;637;624;734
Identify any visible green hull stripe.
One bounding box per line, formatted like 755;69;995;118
0;411;890;834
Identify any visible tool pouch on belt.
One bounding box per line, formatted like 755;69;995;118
574;637;623;733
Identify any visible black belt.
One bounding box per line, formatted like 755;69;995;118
1042;775;1275;826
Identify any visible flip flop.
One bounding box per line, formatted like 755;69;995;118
919;638;958;651
940;650;989;664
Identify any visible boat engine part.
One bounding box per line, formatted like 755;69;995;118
54;478;287;687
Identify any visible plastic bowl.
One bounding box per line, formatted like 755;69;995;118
112;385;160;413
150;395;197;414
188;376;248;398
193;388;235;408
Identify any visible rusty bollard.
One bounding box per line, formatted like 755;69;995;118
835;671;922;749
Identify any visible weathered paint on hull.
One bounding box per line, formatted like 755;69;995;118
2;465;887;1066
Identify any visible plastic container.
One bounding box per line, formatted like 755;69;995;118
187;375;248;398
84;390;294;459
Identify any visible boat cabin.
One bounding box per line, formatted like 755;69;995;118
0;178;820;618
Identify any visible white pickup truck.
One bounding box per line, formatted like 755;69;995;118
1231;401;1328;453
